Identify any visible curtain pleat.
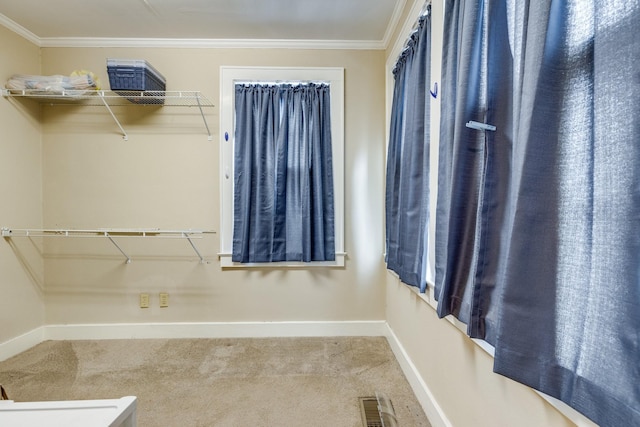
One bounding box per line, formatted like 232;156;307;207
385;10;432;292
434;0;513;341
437;0;640;425
233;83;335;263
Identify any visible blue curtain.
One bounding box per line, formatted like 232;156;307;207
434;0;513;340
232;83;335;263
437;1;640;426
385;8;431;292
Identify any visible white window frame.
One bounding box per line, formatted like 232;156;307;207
219;66;345;268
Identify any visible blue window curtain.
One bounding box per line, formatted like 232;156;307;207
436;0;640;426
232;83;335;263
385;7;431;292
434;0;513;340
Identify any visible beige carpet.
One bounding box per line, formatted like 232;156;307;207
0;337;431;426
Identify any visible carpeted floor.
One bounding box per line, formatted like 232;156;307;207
0;337;431;426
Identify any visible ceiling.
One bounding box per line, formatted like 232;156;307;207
0;0;405;48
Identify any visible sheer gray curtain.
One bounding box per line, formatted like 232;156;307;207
436;1;640;426
385;9;431;291
232;83;335;263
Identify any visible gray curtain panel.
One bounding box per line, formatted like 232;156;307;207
232;83;335;263
385;9;431;291
437;0;640;426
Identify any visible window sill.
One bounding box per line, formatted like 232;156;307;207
219;252;346;268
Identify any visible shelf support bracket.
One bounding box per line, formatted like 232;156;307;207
98;92;129;140
184;232;205;263
105;232;131;264
195;93;212;141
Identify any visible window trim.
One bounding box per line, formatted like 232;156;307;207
219;66;345;268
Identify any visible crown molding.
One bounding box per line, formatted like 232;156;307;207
1;10;391;50
0;13;40;46
381;0;408;50
38;37;385;50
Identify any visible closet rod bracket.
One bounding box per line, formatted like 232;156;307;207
104;232;132;264
98;93;128;140
184;232;206;263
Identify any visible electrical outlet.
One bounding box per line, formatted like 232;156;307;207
139;293;150;308
159;292;169;308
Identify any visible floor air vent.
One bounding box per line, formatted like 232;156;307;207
359;393;398;427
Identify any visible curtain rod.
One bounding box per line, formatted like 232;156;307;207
420;0;432;16
408;0;432;34
398;0;431;65
234;80;330;86
412;0;432;33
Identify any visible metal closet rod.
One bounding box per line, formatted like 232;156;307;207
1;227;216;264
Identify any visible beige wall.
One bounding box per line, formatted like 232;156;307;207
37;47;387;325
0;25;45;344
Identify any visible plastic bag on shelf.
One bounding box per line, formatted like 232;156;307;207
5;70;100;94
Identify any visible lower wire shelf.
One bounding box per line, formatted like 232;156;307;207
1;227;216;264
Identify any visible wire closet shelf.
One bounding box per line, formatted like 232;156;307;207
1;227;216;264
1;89;215;140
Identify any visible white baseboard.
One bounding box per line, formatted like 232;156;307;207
2;321;386;360
384;323;452;427
0;327;45;362
43;320;387;341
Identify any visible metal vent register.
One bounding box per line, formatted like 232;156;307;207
359;392;398;427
